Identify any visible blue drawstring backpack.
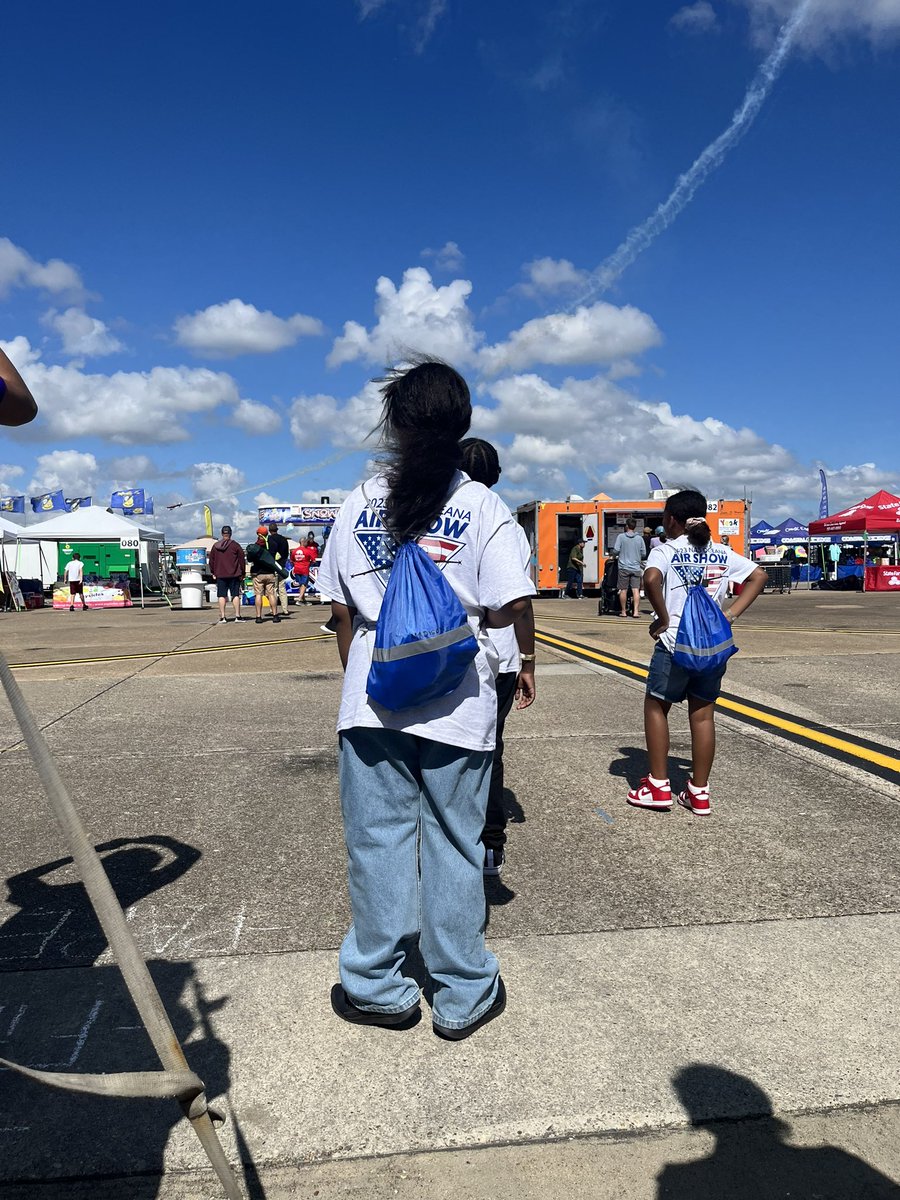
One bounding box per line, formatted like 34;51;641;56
672;583;737;674
366;539;479;711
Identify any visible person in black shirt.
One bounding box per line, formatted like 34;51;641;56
267;522;291;618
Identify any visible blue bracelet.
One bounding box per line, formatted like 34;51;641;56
0;377;7;400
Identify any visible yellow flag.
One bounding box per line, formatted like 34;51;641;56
203;505;213;538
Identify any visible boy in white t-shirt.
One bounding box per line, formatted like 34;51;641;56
63;553;89;611
627;490;766;816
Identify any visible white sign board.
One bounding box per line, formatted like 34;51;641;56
119;536;140;551
719;518;740;537
706;501;720;513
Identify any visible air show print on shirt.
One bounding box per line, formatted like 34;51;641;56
670;546;729;598
353;495;472;587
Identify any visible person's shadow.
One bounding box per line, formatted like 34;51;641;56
657;1064;900;1198
608;746;693;797
0;838;266;1196
1;836;201;971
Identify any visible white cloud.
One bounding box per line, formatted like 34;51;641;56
0;463;25;494
190;462;247;513
480;302;662;375
520;257;590;296
230;398;283;435
421;240;466;272
472;372;900;520
2;337;244;445
289;381;383;449
414;0;447;52
328;268;481;369
739;0;900;48
43;307;124;358
670;2;719;34
28;450;99;496
104;454;167;482
357;0;447;51
0;237;85;301
174;298;324;358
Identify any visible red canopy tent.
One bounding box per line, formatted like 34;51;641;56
808;489;900;535
809;490;900;592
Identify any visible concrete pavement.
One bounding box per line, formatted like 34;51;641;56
0;592;898;1196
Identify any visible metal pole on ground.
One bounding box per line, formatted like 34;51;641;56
0;653;244;1199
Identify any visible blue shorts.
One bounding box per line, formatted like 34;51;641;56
216;576;243;600
646;643;725;706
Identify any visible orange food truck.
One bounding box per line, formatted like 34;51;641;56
515;492;749;594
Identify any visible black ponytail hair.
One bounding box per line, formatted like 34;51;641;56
665;488;712;549
376;358;471;542
459;437;501;489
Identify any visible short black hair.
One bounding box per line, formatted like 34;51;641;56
459;438;501;488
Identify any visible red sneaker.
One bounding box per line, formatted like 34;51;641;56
627;777;672;810
677;781;711;816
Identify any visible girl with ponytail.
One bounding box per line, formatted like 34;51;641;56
626;488;766;818
316;359;535;1040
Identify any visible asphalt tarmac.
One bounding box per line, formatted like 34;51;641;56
0;591;897;1197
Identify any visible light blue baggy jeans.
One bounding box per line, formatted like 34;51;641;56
338;727;500;1030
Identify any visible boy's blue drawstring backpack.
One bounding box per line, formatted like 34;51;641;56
366;539;479;711
672;583;737;674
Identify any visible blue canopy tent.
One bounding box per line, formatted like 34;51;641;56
773;517;809;545
749;520;778;547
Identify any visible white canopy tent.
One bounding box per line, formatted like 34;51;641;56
0;514;53;590
23;507;166;589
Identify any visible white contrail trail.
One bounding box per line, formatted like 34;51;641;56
573;0;812;306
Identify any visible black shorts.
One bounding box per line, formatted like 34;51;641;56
216;576;243;600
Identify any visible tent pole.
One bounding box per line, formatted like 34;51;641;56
863;531;868;592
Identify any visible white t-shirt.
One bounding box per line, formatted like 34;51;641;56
64;559;84;583
489;522;531;675
646;535;756;653
316;472;536;752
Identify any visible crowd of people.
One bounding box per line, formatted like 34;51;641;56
208;522;328;625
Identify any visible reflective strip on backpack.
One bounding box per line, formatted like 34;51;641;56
673;636;735;658
371;624;474;663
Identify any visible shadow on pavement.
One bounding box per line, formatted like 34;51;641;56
658;1064;900;1199
1;836;201;971
0;837;267;1196
609;745;693;795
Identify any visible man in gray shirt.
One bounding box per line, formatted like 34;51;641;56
614;518;646;618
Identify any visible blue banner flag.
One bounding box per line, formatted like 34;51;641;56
65;496;93;512
30;490;66;513
144;497;154;515
818;470;829;519
647;472;664;492
110;488;145;514
0;495;26;513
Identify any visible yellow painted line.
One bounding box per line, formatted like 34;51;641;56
535;631;650;680
7;633;332;671
539;614;900;636
535;629;900;776
715;697;900;773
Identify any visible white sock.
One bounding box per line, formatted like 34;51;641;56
689;780;709;794
649;774;670;788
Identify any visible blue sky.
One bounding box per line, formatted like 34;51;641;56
2;0;899;537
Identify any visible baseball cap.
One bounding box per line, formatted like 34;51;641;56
256;524;269;536
655;526;664;534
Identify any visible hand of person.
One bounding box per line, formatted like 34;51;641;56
649;615;669;641
515;667;536;709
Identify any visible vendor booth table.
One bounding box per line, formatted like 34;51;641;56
864;565;900;591
52;581;133;608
